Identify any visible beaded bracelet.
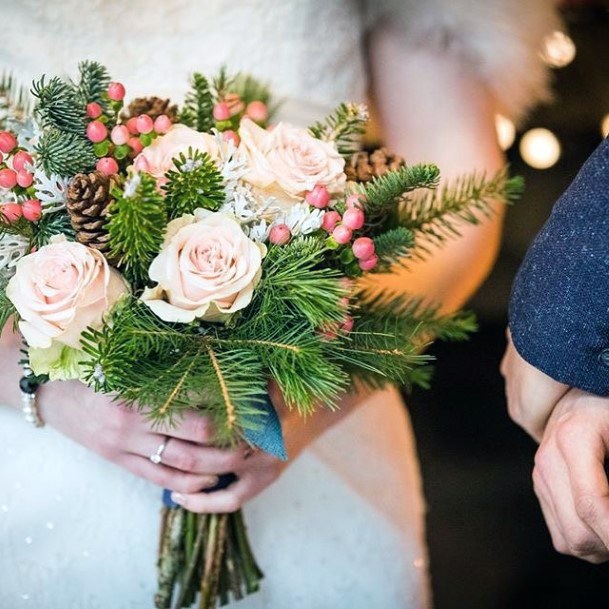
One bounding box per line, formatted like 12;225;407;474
19;374;44;428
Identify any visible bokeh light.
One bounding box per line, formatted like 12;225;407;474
519;128;561;169
541;31;576;68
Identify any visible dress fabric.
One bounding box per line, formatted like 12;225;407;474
0;1;556;607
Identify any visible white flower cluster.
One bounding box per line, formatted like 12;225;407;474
0;234;29;278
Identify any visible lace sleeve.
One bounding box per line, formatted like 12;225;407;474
364;0;562;124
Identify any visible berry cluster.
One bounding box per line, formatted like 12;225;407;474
0;131;42;223
212;95;268;146
85;82;172;177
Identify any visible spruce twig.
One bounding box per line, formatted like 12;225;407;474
179;73;214;132
309;102;369;155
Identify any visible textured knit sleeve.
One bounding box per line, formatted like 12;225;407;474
509;138;609;395
364;0;562;124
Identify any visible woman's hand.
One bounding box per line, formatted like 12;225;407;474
39;379;249;496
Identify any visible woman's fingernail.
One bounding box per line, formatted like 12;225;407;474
206;476;219;488
171;492;185;505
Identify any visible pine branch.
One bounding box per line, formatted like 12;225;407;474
32;211;75;248
360;163;440;216
399;168;523;251
308;102;369;155
76;61;111;109
179;73;214;132
231;73;278;120
0;216;34;242
35;128;96;177
107;173;167;287
373;226;415;272
211;67;235;103
31;76;86;134
163;148;225;218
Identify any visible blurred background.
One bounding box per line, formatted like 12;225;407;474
406;2;609;607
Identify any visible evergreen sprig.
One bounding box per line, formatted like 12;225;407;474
309;102;368;155
0;72;30;128
373;226;415;272
211;67;234;103
179;73;214;132
399;168;523;249
360;163;440;216
31;76;86;134
35;128;96;176
0;215;34;242
163;149;226;218
32;211;75;248
107;173;167;287
76;61;111;110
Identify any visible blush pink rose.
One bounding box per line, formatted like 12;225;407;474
141;210;266;323
133;124;221;179
6;236;129;349
238;118;346;209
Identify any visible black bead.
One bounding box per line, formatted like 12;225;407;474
19;376;39;394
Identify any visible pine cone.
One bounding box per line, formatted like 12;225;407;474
66;171;115;256
345;147;406;183
124;96;179;122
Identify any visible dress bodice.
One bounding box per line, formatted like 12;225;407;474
3;0;367;123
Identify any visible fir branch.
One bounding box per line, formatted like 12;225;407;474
163;149;225;218
373;226;415;272
231;73;278;120
179;73;214;132
211;67;234;103
308;102;368;155
31;76;86;134
35;127;96;177
76;61;111;109
0;216;34;242
107;173;167;287
360;163;440;216
399;168;523;250
32;211;75;248
0;72;30;128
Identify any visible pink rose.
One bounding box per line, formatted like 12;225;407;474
6;236;129;349
133;124;221;179
238;118;346;208
141;210;266;323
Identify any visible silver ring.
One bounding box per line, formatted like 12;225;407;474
149;438;169;465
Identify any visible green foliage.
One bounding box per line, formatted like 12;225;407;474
179;73;214;132
231;73;277;120
399;168;523;252
372;226;415;272
309;102;368;155
0;72;30;129
163;149;226;218
107;173;167;287
211;66;234;102
0;277;17;335
35;128;97;176
32;211;75;248
360;163;440;216
0;215;33;242
76;61;111;109
31;76;86;133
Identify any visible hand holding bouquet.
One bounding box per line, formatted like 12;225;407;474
0;63;520;608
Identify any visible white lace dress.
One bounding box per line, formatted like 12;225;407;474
0;1;557;607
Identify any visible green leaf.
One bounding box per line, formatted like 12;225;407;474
309;102;369;156
372;226;415;271
29;342;91;381
179;73;214;132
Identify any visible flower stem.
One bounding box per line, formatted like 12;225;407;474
155;507;185;608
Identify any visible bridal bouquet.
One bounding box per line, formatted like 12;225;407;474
0;62;519;608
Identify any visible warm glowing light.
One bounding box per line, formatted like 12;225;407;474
495;115;516;150
541;31;576;68
601;114;609;137
519;128;561;169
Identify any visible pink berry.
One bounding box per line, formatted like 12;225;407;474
86;120;108;143
0;168;17;189
16;171;34;188
321;210;341;232
346;193;366;209
12;150;33;172
1;203;22;223
213;102;231;121
86;102;103;118
341;316;354;333
154;114;172;134
135;114;154;134
305;184;330;209
359;255;378;272
126;117;140;135
246;101;268;123
342;207;365;230
107;82;126;101
128;137;144;155
133;154;150;173
0;131;17;154
224;93;245;116
269;223;291;245
22;199;42;222
110;125;130;146
332;224;353;245
223;130;240;146
352;237;375;260
96;157;119;176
